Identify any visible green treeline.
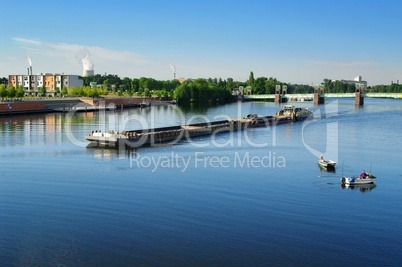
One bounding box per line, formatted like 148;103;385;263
321;79;402;93
81;74;181;96
1;74;401;103
368;84;402;93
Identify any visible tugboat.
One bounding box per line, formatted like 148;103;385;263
275;105;312;122
244;114;275;127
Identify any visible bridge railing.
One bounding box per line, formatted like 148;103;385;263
242;93;401;99
366;93;401;98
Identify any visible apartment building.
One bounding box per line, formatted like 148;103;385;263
8;74;83;96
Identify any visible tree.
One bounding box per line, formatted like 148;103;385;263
173;82;191;102
103;79;109;91
0;77;8;86
254;77;267;94
217;77;225;89
226;78;234;91
38;87;46;96
16;87;24;97
61;87;68;96
265;77;278;94
7;86;16;98
131;78;140;92
323;79;334;93
144;89;152;98
122;77;131;92
54;88;60;97
0;84;7;100
248;71;255;88
333;81;344;93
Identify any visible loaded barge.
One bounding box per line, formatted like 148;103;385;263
85;105;312;148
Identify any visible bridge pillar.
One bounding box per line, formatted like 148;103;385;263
275;85;288;103
282;86;287;94
355;85;364;106
275;85;282;104
314;87;325;105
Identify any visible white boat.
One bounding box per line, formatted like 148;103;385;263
318;155;336;168
341;173;377;185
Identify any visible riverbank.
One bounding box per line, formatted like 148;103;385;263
0;97;173;116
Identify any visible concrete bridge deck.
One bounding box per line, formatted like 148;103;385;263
243;93;401;100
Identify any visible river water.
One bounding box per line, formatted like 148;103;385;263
0;98;401;266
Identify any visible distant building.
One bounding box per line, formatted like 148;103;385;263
177;77;186;83
8;74;83;96
335;76;367;90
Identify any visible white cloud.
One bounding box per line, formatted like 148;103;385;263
11;37;151;76
311;60;375;68
13;37;42;46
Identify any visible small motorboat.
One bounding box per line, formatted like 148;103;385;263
318;155;337;168
341;172;377;185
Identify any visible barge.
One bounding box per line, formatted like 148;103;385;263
85;105;312;148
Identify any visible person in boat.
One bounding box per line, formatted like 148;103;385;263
360;170;367;179
320;155;324;160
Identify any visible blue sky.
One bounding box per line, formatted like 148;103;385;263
1;0;401;86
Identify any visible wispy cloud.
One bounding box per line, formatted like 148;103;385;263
13;37;42;46
310;60;375;68
13;37;150;66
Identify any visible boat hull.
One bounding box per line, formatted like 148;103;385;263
318;159;337;168
341;176;376;185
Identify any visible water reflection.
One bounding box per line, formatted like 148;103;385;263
318;164;336;173
341;183;377;193
178;102;215;114
87;146;138;161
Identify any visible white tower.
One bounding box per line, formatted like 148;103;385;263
82;54;94;77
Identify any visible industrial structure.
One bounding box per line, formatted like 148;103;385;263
81;54;95;77
82;69;95;77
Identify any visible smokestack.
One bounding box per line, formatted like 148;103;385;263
27;56;33;75
170;64;176;79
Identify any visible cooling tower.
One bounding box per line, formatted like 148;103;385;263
81;54;94;77
83;69;95;77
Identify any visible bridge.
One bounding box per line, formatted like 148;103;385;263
243;93;401;100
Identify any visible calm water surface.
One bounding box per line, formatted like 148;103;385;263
1;98;401;266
